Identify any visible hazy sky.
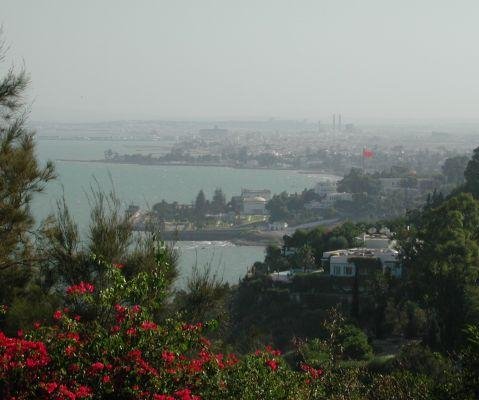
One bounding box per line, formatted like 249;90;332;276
1;0;479;122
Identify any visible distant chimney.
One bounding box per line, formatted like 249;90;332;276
338;114;342;131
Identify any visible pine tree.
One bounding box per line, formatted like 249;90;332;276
464;146;479;197
0;34;55;270
211;188;226;214
194;189;207;217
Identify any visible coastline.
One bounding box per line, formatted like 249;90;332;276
148;228;285;247
55;158;340;177
144;218;341;246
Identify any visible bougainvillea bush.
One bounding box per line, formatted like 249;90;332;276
0;254;325;400
1;250;469;399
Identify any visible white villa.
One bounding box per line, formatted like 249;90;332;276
322;233;402;278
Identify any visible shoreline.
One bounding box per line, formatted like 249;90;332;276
55;158;340;177
147;228;285;247
143;218;341;246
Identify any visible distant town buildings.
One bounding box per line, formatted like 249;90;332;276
198;125;229;140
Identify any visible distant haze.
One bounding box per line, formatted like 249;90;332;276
2;0;479;123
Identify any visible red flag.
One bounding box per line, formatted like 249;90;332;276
362;149;374;158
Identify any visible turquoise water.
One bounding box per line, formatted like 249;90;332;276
34;138;334;284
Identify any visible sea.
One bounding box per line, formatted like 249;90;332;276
34;138;336;287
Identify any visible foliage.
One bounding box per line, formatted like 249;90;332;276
266;189;320;223
0;38;55;270
0;34;56;335
0;259;328;400
339;324;373;361
401;192;479;350
337;168;380;196
442;155;469;185
464;146;479;198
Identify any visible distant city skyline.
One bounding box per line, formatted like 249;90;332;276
2;0;479;123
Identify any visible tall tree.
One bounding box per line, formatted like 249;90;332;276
194;189;207;217
403;193;479;349
464;147;479;197
442;155;469;185
0;34;55;271
337;168;380;195
211;188;226;214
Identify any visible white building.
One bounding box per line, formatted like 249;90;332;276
314;180;338;196
241;188;271;201
320;192;353;208
379;178;404;193
356;232;395;249
323;247;402;278
242;196;267;215
267;221;288;231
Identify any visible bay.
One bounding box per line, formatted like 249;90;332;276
34;138;334;285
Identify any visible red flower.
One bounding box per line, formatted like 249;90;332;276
181;322;203;332
91;361;105;374
33;322;41;329
53;310;63;320
65;345;76;357
300;362;323;379
66;281;95;296
153;395;174;400
42;382;58;394
174;388;200;400
102;375;111;384
162;350;175;364
58;385;76;400
128;349;142;360
126;328;137;336
140;321;158;331
113;263;124;269
131;305;141;314
75;385;93;398
266;359;279;371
